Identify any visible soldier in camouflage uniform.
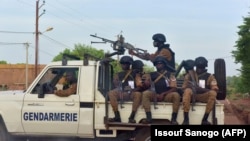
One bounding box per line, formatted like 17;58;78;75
108;56;134;122
182;56;219;125
128;60;147;123
141;56;180;125
54;70;77;97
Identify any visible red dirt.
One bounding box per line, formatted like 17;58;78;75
222;98;250;125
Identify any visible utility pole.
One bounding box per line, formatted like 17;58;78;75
24;43;30;89
35;0;45;77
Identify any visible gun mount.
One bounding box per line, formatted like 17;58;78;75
90;33;148;57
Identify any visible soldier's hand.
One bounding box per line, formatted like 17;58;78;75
144;53;150;60
128;49;135;55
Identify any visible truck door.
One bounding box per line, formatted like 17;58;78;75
21;67;80;134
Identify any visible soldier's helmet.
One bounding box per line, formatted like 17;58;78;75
132;60;144;69
195;56;208;68
152;33;166;43
119;55;133;65
153;56;175;72
184;59;195;71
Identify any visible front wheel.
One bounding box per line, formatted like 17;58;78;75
0;122;11;141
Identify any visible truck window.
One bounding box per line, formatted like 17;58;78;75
97;64;114;97
31;68;79;94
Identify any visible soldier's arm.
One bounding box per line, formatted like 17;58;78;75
55;83;77;97
141;73;151;90
162;74;177;96
208;75;219;91
182;73;191;90
158;48;172;62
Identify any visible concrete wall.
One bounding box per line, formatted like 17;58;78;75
0;64;45;90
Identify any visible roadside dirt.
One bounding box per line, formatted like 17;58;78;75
222;97;250;125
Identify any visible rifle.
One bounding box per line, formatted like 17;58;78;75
188;70;210;111
175;60;195;78
175;60;185;78
150;78;158;109
118;81;124;109
90;33;148;57
212;101;218;125
188;70;197;111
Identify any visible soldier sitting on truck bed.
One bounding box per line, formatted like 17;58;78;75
108;56;134;122
128;60;148;123
182;56;218;125
141;56;180;125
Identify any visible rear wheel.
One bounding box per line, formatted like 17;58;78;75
214;58;227;100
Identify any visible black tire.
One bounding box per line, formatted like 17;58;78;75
0;121;11;141
135;127;151;141
214;58;227;100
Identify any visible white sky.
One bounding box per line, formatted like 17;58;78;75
0;0;249;76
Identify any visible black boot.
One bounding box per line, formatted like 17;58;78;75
182;112;189;125
201;113;211;125
128;111;136;123
171;112;178;125
142;112;152;124
108;111;121;122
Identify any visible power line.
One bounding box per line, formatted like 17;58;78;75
0;31;33;34
40;34;73;49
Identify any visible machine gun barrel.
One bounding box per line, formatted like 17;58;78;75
91;41;106;44
90;33;148;57
90;34;116;44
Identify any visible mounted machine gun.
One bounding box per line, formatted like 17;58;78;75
90;33;148;57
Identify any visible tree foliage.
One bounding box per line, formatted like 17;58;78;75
233;13;250;93
53;44;105;61
52;44;154;74
226;76;244;94
0;60;7;64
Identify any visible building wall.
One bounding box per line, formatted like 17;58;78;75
0;64;45;90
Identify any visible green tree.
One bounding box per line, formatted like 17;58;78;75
226;75;243;94
53;44;105;61
52;44;154;74
0;60;7;64
232;13;250;93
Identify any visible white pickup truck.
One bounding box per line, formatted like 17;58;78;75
0;52;226;141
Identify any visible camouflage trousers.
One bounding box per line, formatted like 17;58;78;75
182;88;217;113
108;88;142;112
142;90;181;113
